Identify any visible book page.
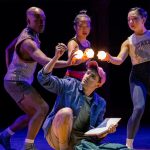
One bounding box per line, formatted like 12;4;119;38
84;127;108;136
105;118;121;128
84;118;121;136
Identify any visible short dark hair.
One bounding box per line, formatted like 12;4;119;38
129;7;147;19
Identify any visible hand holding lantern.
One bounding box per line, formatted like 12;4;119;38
74;50;84;59
97;50;111;62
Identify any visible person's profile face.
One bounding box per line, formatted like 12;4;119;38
28;13;46;33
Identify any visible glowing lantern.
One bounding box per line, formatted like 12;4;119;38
97;51;107;60
74;50;84;59
84;49;94;58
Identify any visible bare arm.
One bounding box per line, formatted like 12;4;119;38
102;40;129;65
5;37;18;68
108;40;129;65
37;44;70;94
67;40;78;57
43;44;66;74
68;40;88;65
22;39;72;68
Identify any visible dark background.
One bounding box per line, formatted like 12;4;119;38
0;0;150;128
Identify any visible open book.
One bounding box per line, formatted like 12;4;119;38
84;118;121;136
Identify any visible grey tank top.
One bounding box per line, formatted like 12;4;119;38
4;27;40;84
128;30;150;65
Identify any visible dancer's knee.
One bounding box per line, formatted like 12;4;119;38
57;107;73;120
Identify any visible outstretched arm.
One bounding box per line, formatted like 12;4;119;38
22;39;73;68
5;37;18;68
102;39;129;65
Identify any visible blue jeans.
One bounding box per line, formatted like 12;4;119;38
127;61;150;139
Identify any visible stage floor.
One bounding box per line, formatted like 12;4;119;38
0;125;150;150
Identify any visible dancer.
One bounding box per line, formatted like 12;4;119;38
66;10;91;80
0;7;73;150
101;7;150;149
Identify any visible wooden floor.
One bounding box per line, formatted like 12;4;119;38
0;125;150;150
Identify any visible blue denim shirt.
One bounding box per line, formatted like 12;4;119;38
37;70;106;137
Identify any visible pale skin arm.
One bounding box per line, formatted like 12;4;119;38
21;39;73;68
67;40;78;58
68;40;89;65
103;40;130;65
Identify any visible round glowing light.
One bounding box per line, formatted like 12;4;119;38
97;51;107;60
85;49;94;58
74;50;84;59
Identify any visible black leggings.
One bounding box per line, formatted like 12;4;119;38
127;61;150;139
